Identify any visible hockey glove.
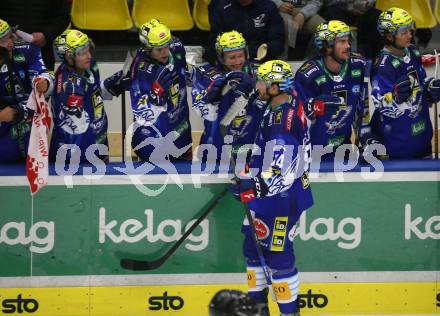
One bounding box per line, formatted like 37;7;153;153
304;95;341;120
229;176;268;203
103;70;132;97
151;66;173;99
393;75;412;104
203;78;225;103
226;71;254;96
425;78;440;103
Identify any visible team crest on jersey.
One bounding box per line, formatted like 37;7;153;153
406;70;423;118
230;109;251;138
59;106;90;135
326;90;351;135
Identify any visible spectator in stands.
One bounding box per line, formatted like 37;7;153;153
206;0;285;63
0;0;70;70
51;29;127;163
190;30;265;161
271;0;324;59
319;0;381;60
128;19;193;162
370;7;440;159
0;19;53;163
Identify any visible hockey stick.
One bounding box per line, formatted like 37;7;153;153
120;187;228;271
434;49;439;159
237;184;277;302
120;50;134;162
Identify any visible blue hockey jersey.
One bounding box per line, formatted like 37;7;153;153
190;61;266;160
294;54;369;158
247;94;313;217
129;38;192;161
0;42;48;163
370;45;433;158
51;60;110;163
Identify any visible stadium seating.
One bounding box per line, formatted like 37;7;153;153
435;0;440;24
70;0;133;30
131;0;194;30
193;0;211;31
375;0;437;29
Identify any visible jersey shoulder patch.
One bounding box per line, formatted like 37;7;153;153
296;58;321;79
349;53;366;66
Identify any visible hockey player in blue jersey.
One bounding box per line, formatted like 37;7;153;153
0;19;53;163
230;60;314;316
51;29;127;163
129;19;192;162
294;20;370;161
370;7;440;158
190;30;265;161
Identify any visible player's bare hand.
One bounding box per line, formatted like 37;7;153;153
0;106;18;122
31;32;47;47
279;3;294;14
293;12;305;30
35;77;49;93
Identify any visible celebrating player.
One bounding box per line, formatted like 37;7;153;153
51;29;127;163
191;30;265;161
294;20;370;161
0;18;53;163
370;7;439;158
230;60;313;316
129;19;192;162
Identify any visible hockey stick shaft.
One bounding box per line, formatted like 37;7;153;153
434;50;439;159
121;51;134;162
241;201;277;301
120;187;228;271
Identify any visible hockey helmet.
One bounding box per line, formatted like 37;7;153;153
257;60;294;92
314;20;352;49
64;29;93;57
377;7;414;36
138;19;171;49
53;29;70;59
209;289;260;316
0;19;11;39
215;30;247;59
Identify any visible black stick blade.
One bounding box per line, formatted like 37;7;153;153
120;258;159;271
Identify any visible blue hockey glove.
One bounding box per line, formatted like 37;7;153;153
103;70;132;97
226;71;254;96
304;95;342;120
393;75;412;104
151;66;173;99
425;78;440;102
229;176;268;203
203;78;225;103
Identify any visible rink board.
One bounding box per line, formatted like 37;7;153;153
0;282;438;315
0;161;439;314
